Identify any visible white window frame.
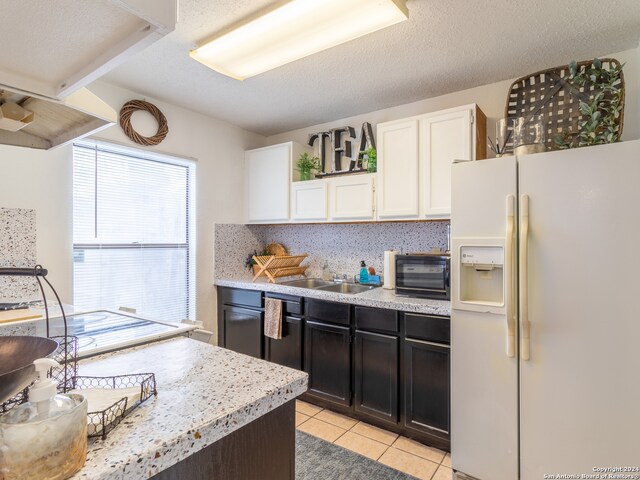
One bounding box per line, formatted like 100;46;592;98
72;139;196;320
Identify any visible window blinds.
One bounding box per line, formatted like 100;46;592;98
72;143;193;322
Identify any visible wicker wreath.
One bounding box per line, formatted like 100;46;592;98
119;99;169;146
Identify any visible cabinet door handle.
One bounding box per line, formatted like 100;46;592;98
519;194;530;361
505;195;516;358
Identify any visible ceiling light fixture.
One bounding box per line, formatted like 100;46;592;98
189;0;409;81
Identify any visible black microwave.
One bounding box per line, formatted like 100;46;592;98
395;254;450;300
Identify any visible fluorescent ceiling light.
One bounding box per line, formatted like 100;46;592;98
190;0;408;80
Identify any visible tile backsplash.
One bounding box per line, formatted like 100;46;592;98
0;208;39;302
214;223;264;279
214;222;449;280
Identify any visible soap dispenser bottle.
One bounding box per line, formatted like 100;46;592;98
0;358;88;480
322;261;331;281
359;261;369;285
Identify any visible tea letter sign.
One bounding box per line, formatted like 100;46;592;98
308;122;376;174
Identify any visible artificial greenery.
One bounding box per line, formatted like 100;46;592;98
362;147;377;173
555;58;624;149
296;152;321;180
245;248;270;270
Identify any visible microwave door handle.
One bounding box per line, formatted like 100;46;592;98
446;266;450;287
397;286;448;293
519;194;531;361
505;194;516;358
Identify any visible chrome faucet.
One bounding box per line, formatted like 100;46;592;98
332;272;351;283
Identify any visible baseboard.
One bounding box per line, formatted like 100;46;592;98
454;472;481;480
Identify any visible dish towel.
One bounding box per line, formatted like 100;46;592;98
264;298;283;340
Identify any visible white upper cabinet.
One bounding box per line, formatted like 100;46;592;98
376;119;420;219
329;174;375;222
244;105;484;225
420;107;475;218
291;180;328;222
246;142;309;224
376;104;486;221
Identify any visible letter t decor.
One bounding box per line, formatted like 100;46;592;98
308;131;331;173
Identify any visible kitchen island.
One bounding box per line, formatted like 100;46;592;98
71;337;308;480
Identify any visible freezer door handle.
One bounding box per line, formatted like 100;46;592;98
505;194;516;358
519;194;531;361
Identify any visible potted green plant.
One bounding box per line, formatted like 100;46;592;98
296;152;321;181
245;248;269;275
362;147;377;173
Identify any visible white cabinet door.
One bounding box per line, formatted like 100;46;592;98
291;180;328;221
376;119;419;219
329;174;375;221
246;143;291;223
420;108;473;218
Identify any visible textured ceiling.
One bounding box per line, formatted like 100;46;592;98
0;0;142;86
101;0;640;136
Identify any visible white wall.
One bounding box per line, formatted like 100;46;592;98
0;81;266;334
0;145;73;301
268;47;640;152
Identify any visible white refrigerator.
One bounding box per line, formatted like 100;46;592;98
450;140;640;480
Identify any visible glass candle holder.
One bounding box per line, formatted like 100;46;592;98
513;116;546;156
495;118;511;156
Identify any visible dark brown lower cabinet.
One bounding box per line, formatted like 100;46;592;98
304;320;351;407
265;316;303;370
216;287;451;451
403;337;450;446
221;305;264;359
354;330;399;426
153;400;295;480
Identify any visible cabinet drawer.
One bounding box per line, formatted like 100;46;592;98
404;313;450;344
219;287;263;309
355;306;398;333
306;299;350;326
265;292;303;316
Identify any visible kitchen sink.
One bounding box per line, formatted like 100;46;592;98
315;283;378;294
280;278;378;294
280;278;333;288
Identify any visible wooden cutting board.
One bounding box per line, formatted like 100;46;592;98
0;309;43;324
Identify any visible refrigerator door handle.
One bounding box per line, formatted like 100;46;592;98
519;194;531;361
505;194;516;358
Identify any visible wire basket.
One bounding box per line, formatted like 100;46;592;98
71;373;157;440
50;335;79;391
0;266;78;412
0;388;27;414
0;335;78;414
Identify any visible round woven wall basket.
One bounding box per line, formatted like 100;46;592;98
119;99;169;146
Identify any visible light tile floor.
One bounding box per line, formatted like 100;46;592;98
296;400;452;480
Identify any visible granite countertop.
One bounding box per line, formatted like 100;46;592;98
215;276;451;317
71;337;308;480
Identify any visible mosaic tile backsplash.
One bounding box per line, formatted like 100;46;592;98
0;208;39;302
214;222;449;281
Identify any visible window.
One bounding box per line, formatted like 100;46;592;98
72;142;195;322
